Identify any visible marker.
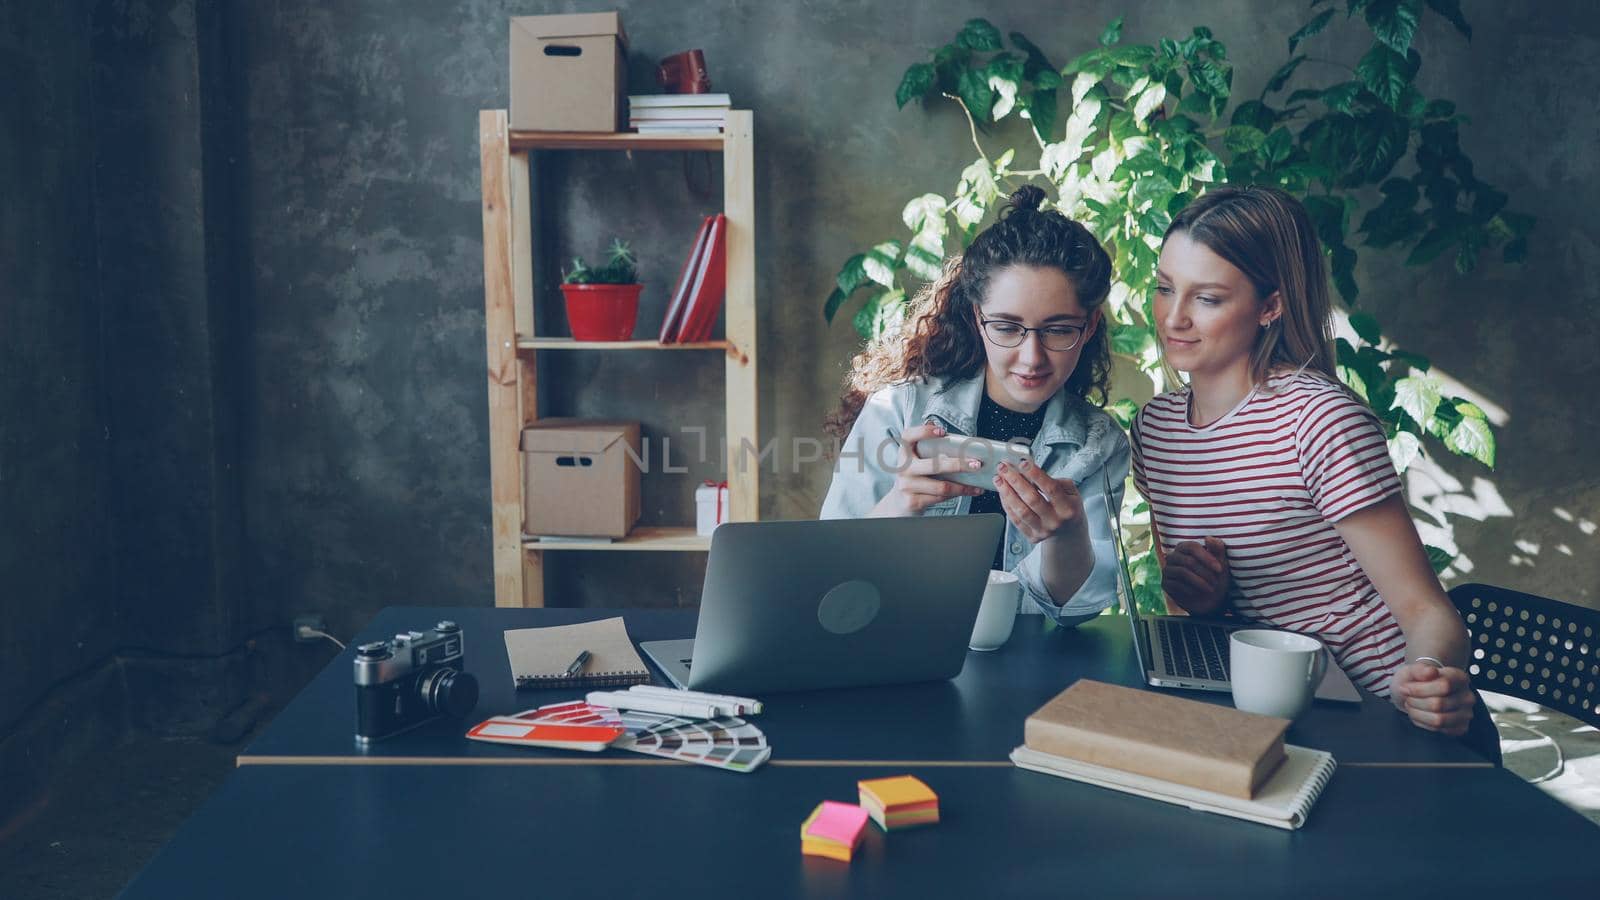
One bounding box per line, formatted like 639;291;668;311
626;684;763;716
563;650;592;678
585;691;722;720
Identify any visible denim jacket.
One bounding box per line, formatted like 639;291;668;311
820;373;1130;624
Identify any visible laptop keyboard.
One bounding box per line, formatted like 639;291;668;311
1157;619;1231;682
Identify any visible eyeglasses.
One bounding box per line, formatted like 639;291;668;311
978;316;1087;352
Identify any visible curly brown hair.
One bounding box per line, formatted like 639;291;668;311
824;185;1114;440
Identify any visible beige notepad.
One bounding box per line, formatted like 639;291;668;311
1010;743;1336;830
504;617;651;689
1023;679;1289;799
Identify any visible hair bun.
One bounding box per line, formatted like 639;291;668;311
1007;184;1047;213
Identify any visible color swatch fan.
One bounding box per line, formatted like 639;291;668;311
858;775;940;830
521;700;771;773
800;801;868;862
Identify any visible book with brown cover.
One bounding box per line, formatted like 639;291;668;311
1023;679;1289;799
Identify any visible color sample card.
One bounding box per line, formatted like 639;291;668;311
521;700;771;773
465;718;623;751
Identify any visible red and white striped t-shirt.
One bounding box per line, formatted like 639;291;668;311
1131;371;1407;695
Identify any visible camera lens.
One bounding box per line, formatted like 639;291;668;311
420;668;479;718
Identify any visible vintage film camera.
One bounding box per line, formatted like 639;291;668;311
354;620;479;743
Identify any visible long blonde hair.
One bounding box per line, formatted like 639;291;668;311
1162;186;1337;387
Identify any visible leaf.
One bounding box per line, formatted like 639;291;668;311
834;253;867;297
1446;415;1495;468
1364;0;1422;54
896;63;936;109
1230;100;1275;132
1348;311;1382;344
958;67;995;123
1130;175;1177;212
990;73;1019;120
1068;71;1102;108
1111;322;1156;355
823;288;847;323
1106;398;1140;429
1010;31;1057;76
902;193;947;233
1132;83;1168;123
1099;17;1124;46
1356;110;1412;183
1338;365;1369;402
1357;44;1412;107
1388;429;1423;474
1424;98;1456;120
1289;9;1336;53
1406;224;1459;266
863;241;904;289
904;239;945;281
1189;59;1232;100
1263;127;1293;164
956;18;1003;52
1424;0;1472;39
1424;545;1454;575
1266;54;1308;94
1224;124;1267;154
1392;375;1443;428
1321;81;1365;114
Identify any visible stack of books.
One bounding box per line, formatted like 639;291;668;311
1009;679;1337;830
657;213;727;343
628;93;731;135
857;775;940;831
799;801;868;862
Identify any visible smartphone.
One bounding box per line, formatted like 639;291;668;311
913;434;1033;491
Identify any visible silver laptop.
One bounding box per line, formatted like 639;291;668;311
640;515;1006;694
1103;471;1361;703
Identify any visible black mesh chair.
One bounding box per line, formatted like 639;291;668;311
1448;582;1600;729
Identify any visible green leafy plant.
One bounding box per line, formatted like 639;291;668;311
827;5;1526;612
563;238;638;284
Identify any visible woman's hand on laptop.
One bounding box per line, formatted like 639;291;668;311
871;423;984;516
1389;660;1475;737
1161;537;1231;617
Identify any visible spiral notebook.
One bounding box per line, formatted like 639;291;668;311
504;617;652;690
1010;743;1336;830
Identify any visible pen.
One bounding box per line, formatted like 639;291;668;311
564;650;592;678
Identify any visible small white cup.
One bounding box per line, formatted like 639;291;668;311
969;570;1021;651
1228;629;1328;720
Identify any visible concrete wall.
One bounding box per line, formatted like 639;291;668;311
225;0;1599;615
3;0;1596;818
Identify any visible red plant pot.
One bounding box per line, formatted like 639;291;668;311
559;283;642;341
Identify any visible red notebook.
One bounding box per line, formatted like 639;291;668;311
672;214;728;343
658;216;714;343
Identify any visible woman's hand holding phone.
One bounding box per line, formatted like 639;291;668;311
869;423;985;517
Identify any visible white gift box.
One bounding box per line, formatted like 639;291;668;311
695;481;729;536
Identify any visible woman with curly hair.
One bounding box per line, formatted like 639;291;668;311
820;185;1130;625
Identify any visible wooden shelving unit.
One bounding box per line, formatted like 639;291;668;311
479;110;758;608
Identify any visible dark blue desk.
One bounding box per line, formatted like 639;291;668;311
119;763;1597;899
239;607;1489;766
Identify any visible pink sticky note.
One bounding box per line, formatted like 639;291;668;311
806;801;869;845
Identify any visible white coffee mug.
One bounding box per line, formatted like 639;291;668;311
970;570;1021;651
1228;629;1328;719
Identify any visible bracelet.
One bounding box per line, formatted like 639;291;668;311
1412;656;1445;669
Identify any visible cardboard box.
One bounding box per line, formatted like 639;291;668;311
510;12;629;132
521;419;641;538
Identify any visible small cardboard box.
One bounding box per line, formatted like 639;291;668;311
509;12;629;132
521;419;641;538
